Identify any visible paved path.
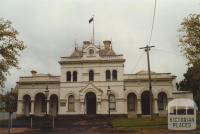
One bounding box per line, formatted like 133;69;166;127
0;128;200;134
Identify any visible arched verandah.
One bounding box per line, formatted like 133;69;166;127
127;93;137;112
34;93;46;115
23;95;31;116
49;94;58;116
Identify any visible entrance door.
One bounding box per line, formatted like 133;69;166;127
86;92;96;114
141;91;150;115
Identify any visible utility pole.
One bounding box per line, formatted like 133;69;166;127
139;45;155;120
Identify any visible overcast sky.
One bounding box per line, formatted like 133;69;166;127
0;0;199;91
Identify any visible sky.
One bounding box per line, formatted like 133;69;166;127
0;0;199;91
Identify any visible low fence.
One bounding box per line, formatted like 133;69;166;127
0;112;16;120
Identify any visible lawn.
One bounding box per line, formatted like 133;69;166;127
112;114;200;130
112;117;168;130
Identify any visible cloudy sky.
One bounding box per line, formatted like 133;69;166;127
0;0;199;91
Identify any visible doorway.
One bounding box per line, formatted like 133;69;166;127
86;92;96;114
141;91;150;115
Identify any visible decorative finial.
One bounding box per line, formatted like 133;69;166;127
74;40;78;49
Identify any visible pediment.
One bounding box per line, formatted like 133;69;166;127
79;82;103;94
79;82;103;102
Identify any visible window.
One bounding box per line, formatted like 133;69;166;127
89;70;94;81
158;92;167;110
187;108;194;115
73;71;77;82
106;70;111;81
112;70;117;81
109;94;116;110
67;71;71;82
89;49;94;55
127;93;136;112
68;95;75;112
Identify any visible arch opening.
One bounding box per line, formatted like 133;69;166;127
23;95;31;116
34;93;46;115
49;94;58;116
141;91;150;115
127;93;137;112
158;92;167;111
85;92;96;114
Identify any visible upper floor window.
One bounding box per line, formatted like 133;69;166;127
112;70;117;81
73;71;77;82
106;70;111;81
67;71;71;82
89;70;94;81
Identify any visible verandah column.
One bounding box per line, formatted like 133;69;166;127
137;99;142;116
47;100;49;114
153;98;158;115
30;100;34;115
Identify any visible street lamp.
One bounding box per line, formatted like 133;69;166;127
107;86;112;126
107;86;111;118
45;86;49;115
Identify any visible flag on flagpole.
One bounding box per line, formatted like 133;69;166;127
89;17;93;23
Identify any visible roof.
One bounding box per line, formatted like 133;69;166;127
168;98;198;109
136;70;156;75
68;41;118;58
99;48;116;56
70;48;83;57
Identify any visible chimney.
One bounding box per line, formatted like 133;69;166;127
103;40;111;49
31;70;37;76
83;41;91;48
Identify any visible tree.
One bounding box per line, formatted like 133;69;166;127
5;88;18;112
179;62;200;109
0;18;26;89
178;14;200;109
179;14;200;65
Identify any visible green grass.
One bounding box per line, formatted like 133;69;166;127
112;117;168;129
112;114;200;130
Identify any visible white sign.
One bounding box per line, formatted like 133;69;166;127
168;98;197;130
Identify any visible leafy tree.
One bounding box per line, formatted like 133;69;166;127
179;62;200;109
179;14;200;65
178;14;200;109
5;88;18;112
0;18;26;89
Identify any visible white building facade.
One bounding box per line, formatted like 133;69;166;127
16;40;192;117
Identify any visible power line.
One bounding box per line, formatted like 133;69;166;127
148;0;157;45
132;51;145;72
153;48;184;57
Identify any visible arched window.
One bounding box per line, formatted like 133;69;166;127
34;93;46;113
158;92;167;111
127;93;137;112
49;94;58;116
68;95;75;112
112;70;117;81
109;94;116;110
106;70;111;81
23;95;31;116
73;71;77;82
66;71;71;82
89;70;94;81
